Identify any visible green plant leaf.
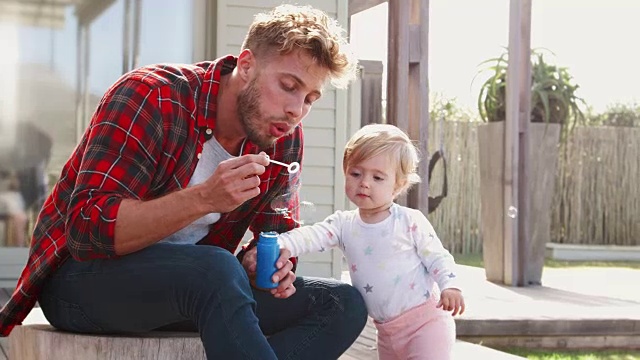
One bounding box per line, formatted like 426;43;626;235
474;48;587;140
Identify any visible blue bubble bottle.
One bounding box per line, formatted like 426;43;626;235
256;231;280;289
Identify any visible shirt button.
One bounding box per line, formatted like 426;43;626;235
205;128;212;135
197;153;202;159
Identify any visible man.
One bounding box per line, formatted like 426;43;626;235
0;4;367;359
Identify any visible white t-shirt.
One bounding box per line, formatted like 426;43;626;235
278;203;461;322
160;136;232;245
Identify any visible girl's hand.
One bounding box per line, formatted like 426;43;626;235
437;288;465;316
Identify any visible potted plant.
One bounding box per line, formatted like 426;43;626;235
474;48;586;285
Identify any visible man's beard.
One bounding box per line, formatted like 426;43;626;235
237;78;276;150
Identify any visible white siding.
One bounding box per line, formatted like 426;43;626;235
217;0;348;278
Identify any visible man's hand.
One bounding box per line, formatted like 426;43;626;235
200;153;269;213
437;288;465;316
241;247;297;299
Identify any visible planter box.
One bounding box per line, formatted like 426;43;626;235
546;243;640;262
478;122;561;285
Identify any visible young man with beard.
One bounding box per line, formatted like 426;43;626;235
0;5;367;359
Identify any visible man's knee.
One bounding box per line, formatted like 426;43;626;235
183;246;249;284
162;245;250;298
328;282;368;333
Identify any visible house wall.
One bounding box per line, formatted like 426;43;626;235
217;0;355;279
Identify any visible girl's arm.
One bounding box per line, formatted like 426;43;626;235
277;211;344;256
409;209;461;292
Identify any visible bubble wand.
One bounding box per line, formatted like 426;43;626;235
265;155;300;174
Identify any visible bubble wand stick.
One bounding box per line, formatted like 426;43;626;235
265;155;300;174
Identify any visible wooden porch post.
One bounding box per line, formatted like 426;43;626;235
504;0;532;286
358;60;384;126
387;0;430;214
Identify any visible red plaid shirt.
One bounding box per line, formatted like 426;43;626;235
0;56;302;336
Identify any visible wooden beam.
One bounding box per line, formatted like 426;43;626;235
386;0;410;131
504;0;532;286
358;60;384;125
408;24;421;64
504;0;520;286
386;0;411;205
348;0;387;16
516;0;532;286
386;0;430;214
460;335;640;351
407;0;430;214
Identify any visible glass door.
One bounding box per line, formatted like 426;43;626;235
0;0;207;288
0;1;81;287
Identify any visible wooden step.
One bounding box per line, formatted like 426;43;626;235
456;318;640;336
10;324;524;360
9;309;525;360
10;324;206;360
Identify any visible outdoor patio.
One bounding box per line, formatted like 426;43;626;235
340;264;640;359
2;264;638;359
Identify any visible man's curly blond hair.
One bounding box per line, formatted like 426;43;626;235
242;4;357;89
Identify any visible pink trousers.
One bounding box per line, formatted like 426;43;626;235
373;298;456;360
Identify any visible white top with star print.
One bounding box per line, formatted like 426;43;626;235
278;203;461;322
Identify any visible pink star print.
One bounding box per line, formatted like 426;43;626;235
409;282;416;290
327;231;334;239
351;264;357;272
409;223;418;232
433;269;439;275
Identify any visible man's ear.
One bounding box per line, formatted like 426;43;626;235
237;49;256;82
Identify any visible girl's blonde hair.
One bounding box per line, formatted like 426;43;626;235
242;4;357;89
343;124;421;196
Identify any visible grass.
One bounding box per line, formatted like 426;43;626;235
505;348;640;359
454;252;640;270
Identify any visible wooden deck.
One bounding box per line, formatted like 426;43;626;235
3;264;639;358
339;265;640;356
338;318;524;359
0;286;522;360
452;265;640;349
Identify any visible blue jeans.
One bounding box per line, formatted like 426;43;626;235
38;243;367;360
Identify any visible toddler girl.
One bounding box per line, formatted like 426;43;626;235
278;124;465;360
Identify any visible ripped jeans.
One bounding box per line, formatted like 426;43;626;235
38;243;367;360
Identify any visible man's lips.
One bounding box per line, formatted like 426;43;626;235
270;123;291;137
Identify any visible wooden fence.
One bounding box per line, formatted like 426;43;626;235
551;126;640;246
425;122;640;253
426;121;482;254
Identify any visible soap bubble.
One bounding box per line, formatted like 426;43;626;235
269;171;316;225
